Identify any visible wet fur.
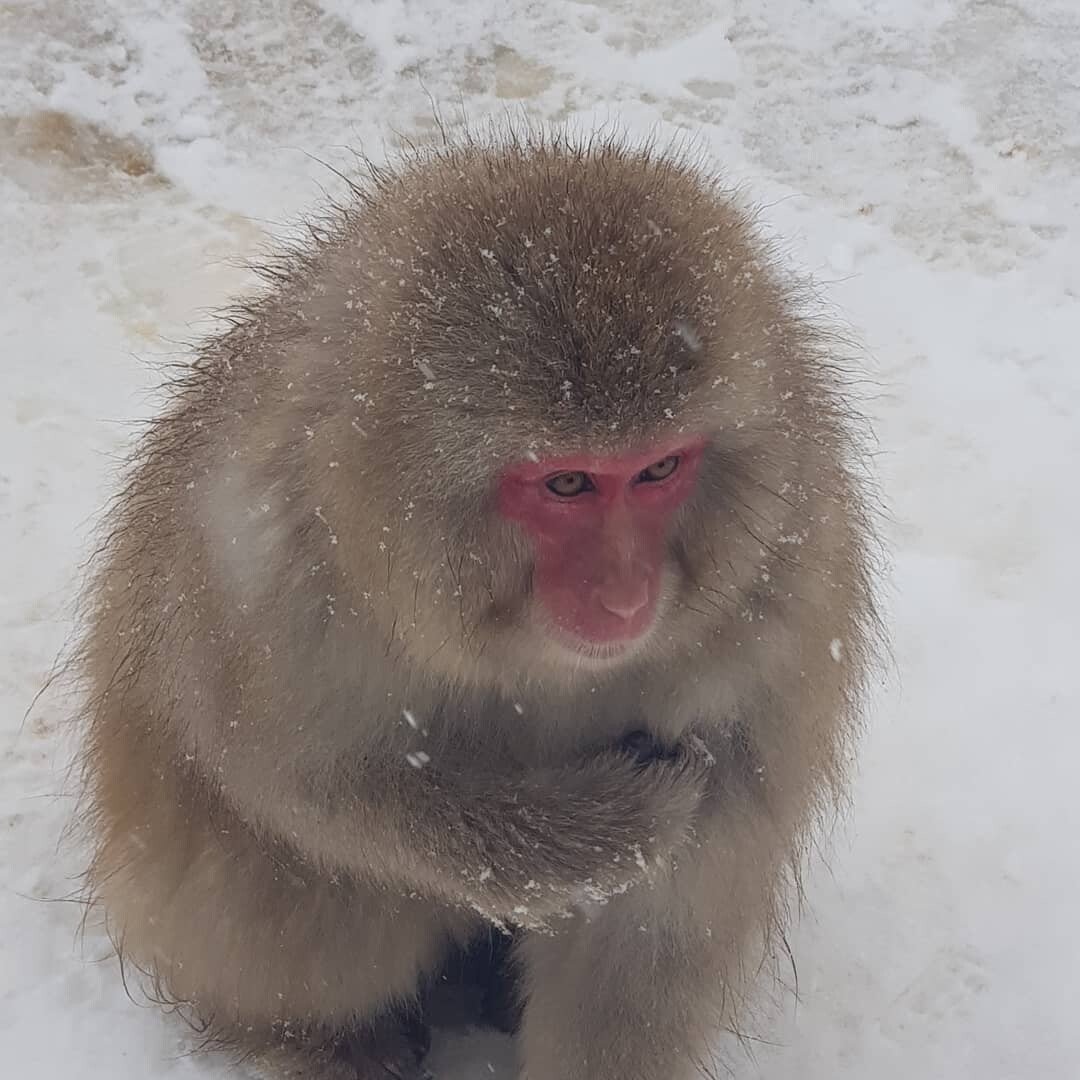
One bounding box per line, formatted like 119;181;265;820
74;125;882;1078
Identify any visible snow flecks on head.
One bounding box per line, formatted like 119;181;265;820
829;637;844;662
405;750;430;768
313;506;338;546
672;318;702;353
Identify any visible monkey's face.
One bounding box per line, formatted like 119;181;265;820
362;424;751;693
495;439;707;664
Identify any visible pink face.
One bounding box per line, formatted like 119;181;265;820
497;439;706;652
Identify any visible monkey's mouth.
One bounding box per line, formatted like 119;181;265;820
549;635;647;672
542;608;661;669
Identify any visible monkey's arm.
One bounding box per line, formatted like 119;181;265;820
220;743;708;928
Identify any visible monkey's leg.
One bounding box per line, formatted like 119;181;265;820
255;1012;431;1080
516;803;781;1080
92;773;477;1078
257;1012;434;1080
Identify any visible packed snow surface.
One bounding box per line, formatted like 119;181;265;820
3;1;1079;1077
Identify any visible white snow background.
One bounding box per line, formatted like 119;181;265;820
3;1;1079;1077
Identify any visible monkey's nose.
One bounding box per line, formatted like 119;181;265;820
597;581;651;621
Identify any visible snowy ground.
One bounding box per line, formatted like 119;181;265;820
3;1;1079;1077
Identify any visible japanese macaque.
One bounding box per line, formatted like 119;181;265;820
76;128;880;1080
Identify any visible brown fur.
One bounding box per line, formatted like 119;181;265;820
75;127;881;1079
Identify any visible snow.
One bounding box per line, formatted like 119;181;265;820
3;0;1079;1077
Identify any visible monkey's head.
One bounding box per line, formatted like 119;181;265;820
294;133;856;689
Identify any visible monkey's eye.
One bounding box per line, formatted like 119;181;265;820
545;471;593;497
637;456;680;483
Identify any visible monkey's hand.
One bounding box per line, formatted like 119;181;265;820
616;728;680;766
447;737;712;930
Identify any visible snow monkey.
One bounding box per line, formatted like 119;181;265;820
77;128;880;1080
